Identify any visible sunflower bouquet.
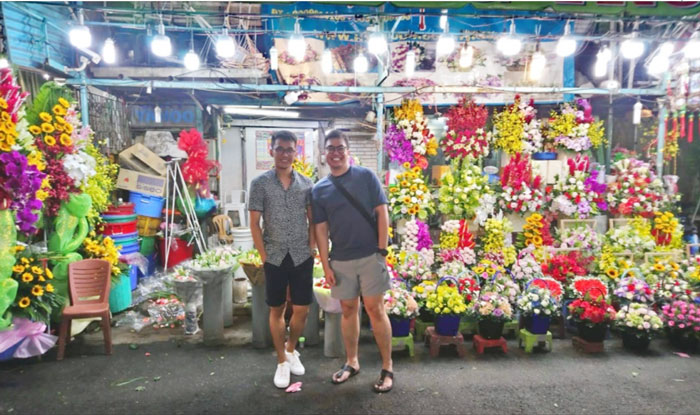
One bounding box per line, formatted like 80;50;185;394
517;213;554;249
81;233;127;283
651;211;684;250
387;164;435;220
640;258;683;285
498;153;545;215
441;97;491;161
9;250;63;324
437;160;494;222
472;259;506;283
595;246;632;284
546;99;605;152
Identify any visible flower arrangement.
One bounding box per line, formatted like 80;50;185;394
394;249;434;283
292;156;316;181
516;286;559;318
438;247;476;268
498;153;545;215
530;277;564;300
518;213;553;248
546;99;605;152
437;160;494;221
651;211;684;250
567;294;616;325
471;292;513;322
655;278;694;304
386;101;438;169
661;301;700;332
384;287;419;319
82;143;118;226
238;248;262;267
388;164;434;220
511;246;545;284
190;246;241;271
606;158;669;217
411;279;437;309
0;151;46;234
640;259;682;284
568;276;608;299
171;266;197;282
541;252;588;285
681;256;700;286
436;260;468;282
613;275;654;303
441;98;491;161
614;303;663;335
458;275;480;306
425;285;468;315
492;97;525;155
604;218;656;255
81;233;127;283
482;272;521;304
9;250;62;324
178;129;221;197
550;156;607;218
518;97;545;153
557;224;603;252
472;259;506;282
398;219;433;252
482;216;513;254
596;246;632;283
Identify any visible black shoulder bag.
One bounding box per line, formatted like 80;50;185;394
327;174;378;237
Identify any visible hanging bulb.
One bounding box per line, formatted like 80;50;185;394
288;20;306;62
321;49;333;74
405;50;416;77
354;54;369;73
439;9;448;30
594;46;612;78
684;31;700;60
556;23;577;57
437;33;456;57
621;32;645;59
184;49;200;71
529;51;546;81
151;20;171;57
459;45;474;68
102;38;116;64
368;31;388;55
633;101;643;125
497;20;522;57
648;54;670;76
69;9;91;49
216;30;237;58
269;46;278;70
154;105;162;123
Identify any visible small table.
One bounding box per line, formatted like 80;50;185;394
391;334;415;357
473;334;507;354
518;329;553;353
572;336;604;353
424;327;468;358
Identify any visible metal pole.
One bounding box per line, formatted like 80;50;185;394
376;93;385;172
656;100;667;177
79;72;90;127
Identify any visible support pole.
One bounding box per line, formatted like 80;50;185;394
79;72;89;127
656;100;667;177
376;93;385;172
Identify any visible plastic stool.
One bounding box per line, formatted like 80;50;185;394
414;319;432;342
459;320;477;336
503;319;520;337
473;334;507;354
391;334;415;357
424;327;467;358
518;329;553;353
572;336;604;353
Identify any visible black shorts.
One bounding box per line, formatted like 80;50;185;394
264;254;314;307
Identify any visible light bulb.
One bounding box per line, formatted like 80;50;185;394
102;38;116;64
556;23;577;57
647;54;669;77
436;34;455;57
459;45;474;68
529;51;546;81
42;73;50;80
288;34;306;62
621;34;645;59
368;32;388;55
659;41;675;57
216;33;237;58
184;49;200;71
69;25;91;49
354;54;368;73
497;21;522;57
269;46;278;70
0;58;9;69
439;10;448;30
594;46;611;78
684;32;700;60
633;101;642;125
405;50;416;77
151;23;171;57
154;105;162;123
321;49;332;74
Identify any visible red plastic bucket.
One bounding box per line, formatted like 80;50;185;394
101;220;138;236
158;237;194;269
104;203;135;216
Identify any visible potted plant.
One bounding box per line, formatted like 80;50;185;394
384;287;419;337
425;285;467;336
517;286;559;334
661;300;700;351
614;303;663;352
567;292;616;343
472;293;513;339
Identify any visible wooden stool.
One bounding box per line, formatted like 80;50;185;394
459;320;477;336
424;327;468;358
414;320;432;342
572;336;604;353
473;334;508;354
391;334;415;357
518;329;553;353
503;319;520;337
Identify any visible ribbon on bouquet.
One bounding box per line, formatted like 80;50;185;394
0;318;57;359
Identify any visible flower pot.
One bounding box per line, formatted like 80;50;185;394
435;314;461;336
478;320;505;340
666;328;699;352
622;332;651;352
390;317;411;337
532;152;557;161
525;314;551;334
577;322;607;343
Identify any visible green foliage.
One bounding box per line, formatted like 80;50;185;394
25;82;74;127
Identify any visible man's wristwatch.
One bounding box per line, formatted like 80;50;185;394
377;248;388;257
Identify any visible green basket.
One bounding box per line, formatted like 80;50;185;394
140;236;156;256
102;214;138;223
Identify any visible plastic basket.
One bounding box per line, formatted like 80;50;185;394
158;237;194;269
101;220;137;236
101;214;138;223
137;215;162;237
129;192;165;218
140;236;156;255
104;203;135;216
109;274;131;313
118;242;139;256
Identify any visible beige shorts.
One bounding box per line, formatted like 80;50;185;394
330;253;391;300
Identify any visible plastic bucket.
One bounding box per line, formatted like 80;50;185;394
101;220;137;236
390;317;411;337
129;192;165;218
101;214;138;223
158;237;194;269
137;215;162;236
435;314;461;336
104;203;135;216
232;227;254;252
140;236;156;256
118;242;139;256
109;274;131;313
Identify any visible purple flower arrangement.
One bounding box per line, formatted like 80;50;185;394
384;124;414;165
0;151;45;234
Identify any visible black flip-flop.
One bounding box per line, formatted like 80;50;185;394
331;364;360;385
373;369;393;393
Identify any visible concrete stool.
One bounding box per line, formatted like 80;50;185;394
424;327;468;358
251;282;272;348
324;312;345;358
414;320;432;342
391;334;415;357
459;320;477;336
302;299;320;347
572;336;604;353
473;334;507;354
518;329;553;353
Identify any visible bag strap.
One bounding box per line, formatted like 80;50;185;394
328;174;378;236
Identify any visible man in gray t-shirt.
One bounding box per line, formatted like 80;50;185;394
312;129;394;393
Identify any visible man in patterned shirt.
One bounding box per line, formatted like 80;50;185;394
248;130;315;389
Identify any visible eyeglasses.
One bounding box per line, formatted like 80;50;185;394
273;147;296;155
325;145;347;153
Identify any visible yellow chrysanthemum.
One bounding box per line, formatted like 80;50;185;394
44;135;56;146
52;104;66;116
53;123;64;132
0;141;10;152
59;97;70;108
45;283;54;293
36;189;48;201
28;125;42;135
63;123;74;134
21;272;34;283
18;297;31;308
39;112;52;123
653;263;665;272
59;133;72;147
1;112;10;122
41;123;54;133
54;115;66;125
606;268;619;279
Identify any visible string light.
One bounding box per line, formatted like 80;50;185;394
321;49;333;74
288;19;306;62
101;38;116;64
269;46;278;71
556;22;577;57
405;50;416;77
497;20;522;57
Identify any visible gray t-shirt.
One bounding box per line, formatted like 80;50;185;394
311;165;388;261
248;169;313;267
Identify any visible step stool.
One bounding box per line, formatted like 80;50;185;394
391;334;415;357
518;329;553;353
459;320;477;336
414;319;432;342
473;334;508;354
503;319;520;337
572;336;604;353
424;327;468;358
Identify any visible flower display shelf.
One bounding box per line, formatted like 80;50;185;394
423;326;468;358
558;219;598;232
643;251;683;263
518;329;553;353
391;333;415;357
472;334;508;354
572;336;604;353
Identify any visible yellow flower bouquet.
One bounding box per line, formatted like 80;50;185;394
387;164;435;220
80;233;128;284
9;251;63;324
425;285;467;316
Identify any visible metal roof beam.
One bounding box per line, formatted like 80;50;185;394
90;66;267;79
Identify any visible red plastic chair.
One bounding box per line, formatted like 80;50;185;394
56;259;112;360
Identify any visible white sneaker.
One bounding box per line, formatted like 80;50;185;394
285;349;305;376
274;362;291;388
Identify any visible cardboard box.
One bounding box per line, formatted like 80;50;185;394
119;143;167;176
116;169;166;197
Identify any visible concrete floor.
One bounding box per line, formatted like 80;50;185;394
1;318;699;414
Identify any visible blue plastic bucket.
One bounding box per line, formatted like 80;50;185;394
118;242;139;256
390;317;411;337
526;315;551;334
435;314;461;336
532;152;557;161
129;192;165;218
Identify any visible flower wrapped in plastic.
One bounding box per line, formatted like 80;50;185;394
481;215;513;254
498;153;545;215
438;160;494;222
546;99;605;152
550;155;607;219
441;98;491;161
606;158;669;217
398;219;433;253
493;97;525;155
388;165;435;220
557;224;603;252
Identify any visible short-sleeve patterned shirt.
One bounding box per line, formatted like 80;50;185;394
248;169;314;267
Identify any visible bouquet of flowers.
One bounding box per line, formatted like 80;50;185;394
386;100;438;169
82;143;119;226
518;213;553;248
568;276;608;299
441;98;491;161
190;246;240;271
411;279;437;310
606;158;669;217
171;266;197;282
398;219;433;252
530;277;564;300
482;216;513;254
655;278;694;304
511;246;545;284
518;97;545;154
238;248;262;267
651;211;684;250
292;156;316;181
458;275;480;306
596;247;632;284
438;219;476;250
492;97;525;155
471;292;513;322
614;303;663;335
9;250;63;324
567;294;616;326
438;247;476;267
394;249;435;283
436;260;469;282
387;165;435;220
437;160;494;221
546;99;605;152
541;252;588;285
640;259;682;285
498;153;545;215
384;287;419;319
81;233;127;283
557;224;603;252
472;259;506;282
662;301;700;333
604;218;656;254
681;256;700;286
550;156;607;218
516;286;559;318
613;274;654;303
482;273;521;304
425;285;467;316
